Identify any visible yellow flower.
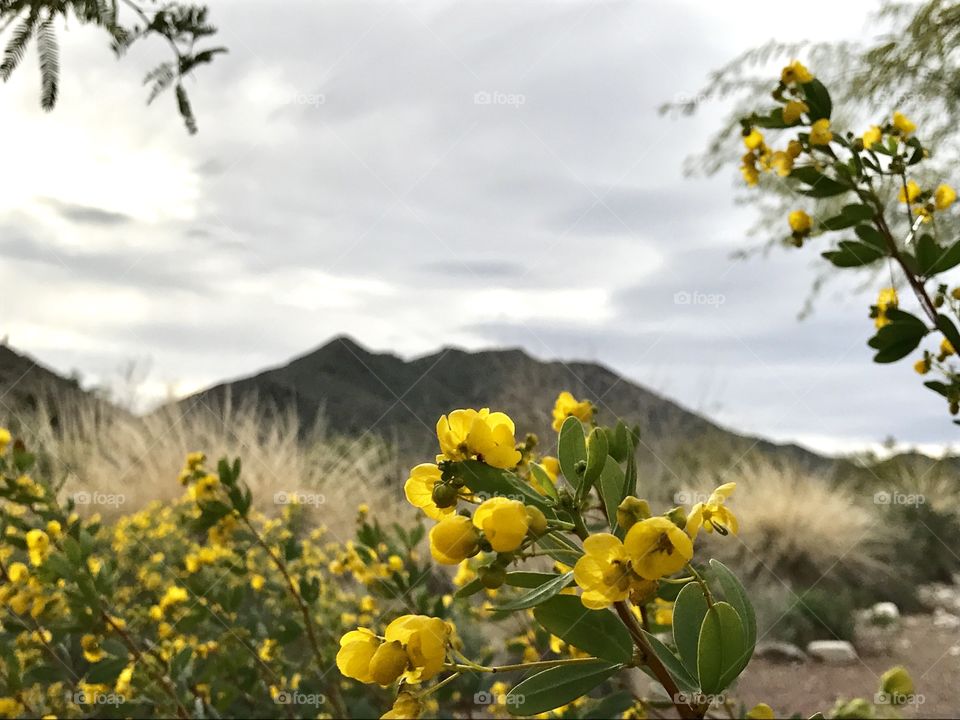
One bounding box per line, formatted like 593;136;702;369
875;287;899;329
46;520;62;539
382;692;422;719
81;634;105;663
573;533;647;609
0;698;23;718
892;111;916;136
809;118;832;146
686;483;738;539
250;574;265;591
935;184;957;211
862;125;882;149
788;210;812;234
405;464;458;520
623;517;694;580
551;391;594;432
941;338;955;356
540;456;560;481
436;409;522;469
369;640;408;685
336;628;381;684
25;529;50;567
781;60;813;85
747;704;776;720
0;428;10;455
6;562;29;584
770;151;793;177
472;497;529;553
189;474;220;503
743;128;764;150
741;161;760;187
384;614;450;682
786;139;803;159
115;664;134;695
914;358;930;375
429;515;480;565
782;100;808;124
159;585;189;611
898;180;922;204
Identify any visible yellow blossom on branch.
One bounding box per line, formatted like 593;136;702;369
623;517;693;580
551;391;593;432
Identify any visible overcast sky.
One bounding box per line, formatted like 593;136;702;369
1;0;951;455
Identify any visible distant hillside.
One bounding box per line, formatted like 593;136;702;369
173;335;950;486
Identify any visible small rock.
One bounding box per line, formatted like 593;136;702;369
933;607;960;629
869;602;900;624
754;641;807;664
806;640;858;665
949;645;960;657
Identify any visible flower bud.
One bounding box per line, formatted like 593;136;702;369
524;506;548;536
665;506;688;529
880;666;914;704
616;496;651;532
431;482;459;509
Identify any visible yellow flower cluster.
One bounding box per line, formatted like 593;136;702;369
573;484;737;609
436;408;522;469
337;615;451;686
551;391;593;432
874;287;899;329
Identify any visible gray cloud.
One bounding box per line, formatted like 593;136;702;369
42;198;132;226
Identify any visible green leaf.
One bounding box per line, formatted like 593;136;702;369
854;224;886;250
558;416;587;490
924;380;950;398
505;571;567;588
459;460;553;513
641;630;699;693
937;314;960;355
932;239;960;273
494;572;574;611
454;577;484;599
578;690;636;719
869;310;928;363
507;660;622;716
790;166;848;197
709;560;756;674
536;532;584;564
533;595;633;663
86;656;129;684
529;462;559;501
597;456;626;536
821;240;884;268
673;581;709;679
697;602;747;695
581;428;608;499
821;204;874;231
915;234;943;276
801;78;832;121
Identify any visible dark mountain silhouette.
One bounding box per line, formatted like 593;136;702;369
172;335;941;484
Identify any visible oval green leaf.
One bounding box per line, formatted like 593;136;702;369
533;595;633;663
494;572;574;612
697;601;746;695
506;660;622;716
558;416;587;490
672;581;709;679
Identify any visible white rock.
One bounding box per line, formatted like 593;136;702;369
870;602;900;623
933;607;960;629
949;645;960;657
755;641;807;664
806;640;858;665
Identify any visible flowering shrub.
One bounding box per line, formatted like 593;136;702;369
336;394;768;719
738;60;960;420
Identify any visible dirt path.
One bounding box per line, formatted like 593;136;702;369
735;615;959;718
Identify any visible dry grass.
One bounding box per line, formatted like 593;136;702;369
11;392;403;541
691;460;886;590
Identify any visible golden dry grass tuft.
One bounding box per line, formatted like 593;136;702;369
12;392;404;541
